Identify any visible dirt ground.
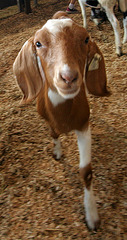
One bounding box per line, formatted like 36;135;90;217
0;0;127;239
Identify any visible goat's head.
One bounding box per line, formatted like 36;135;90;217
13;11;109;104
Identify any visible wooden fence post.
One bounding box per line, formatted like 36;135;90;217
24;0;32;14
17;0;24;12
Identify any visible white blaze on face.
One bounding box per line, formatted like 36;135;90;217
43;18;73;34
42;19;80;100
61;64;71;75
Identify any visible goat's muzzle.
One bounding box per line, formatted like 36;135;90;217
54;65;82;99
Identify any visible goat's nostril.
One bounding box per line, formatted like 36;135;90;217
72;77;78;83
60;72;78;84
61;75;68;83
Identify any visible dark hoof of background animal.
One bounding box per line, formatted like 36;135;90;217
117;52;124;57
117;53;123;57
117;47;123;57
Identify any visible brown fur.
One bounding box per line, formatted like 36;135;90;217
86;41;110;96
80;163;92;189
13;37;43;104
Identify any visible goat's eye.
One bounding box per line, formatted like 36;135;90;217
36;41;42;48
85;37;89;44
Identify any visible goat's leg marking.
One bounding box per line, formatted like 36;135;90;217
75;126;100;230
80;163;92;189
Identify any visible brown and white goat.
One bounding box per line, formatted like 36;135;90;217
13;11;109;230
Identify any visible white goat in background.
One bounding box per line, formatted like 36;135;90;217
78;0;127;56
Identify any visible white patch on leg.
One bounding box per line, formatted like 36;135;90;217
53;138;62;160
85;185;100;230
75;125;91;169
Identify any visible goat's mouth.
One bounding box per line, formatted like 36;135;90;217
56;86;80;99
54;71;82;99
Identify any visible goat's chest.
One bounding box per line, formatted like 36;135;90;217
38;87;90;135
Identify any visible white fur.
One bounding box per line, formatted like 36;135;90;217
53;138;62;159
56;87;80;99
85;185;100;230
62;63;71;74
123;17;127;43
43;19;72;34
48;88;66;107
75;125;91;168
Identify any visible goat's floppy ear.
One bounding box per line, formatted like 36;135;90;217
52;11;69;19
85;40;109;96
13;37;43;104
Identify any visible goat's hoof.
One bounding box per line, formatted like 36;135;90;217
117;53;123;57
53;154;61;160
86;218;101;231
116;47;123;57
53;151;62;160
117;52;123;57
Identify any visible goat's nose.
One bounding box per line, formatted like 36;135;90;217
60;71;78;85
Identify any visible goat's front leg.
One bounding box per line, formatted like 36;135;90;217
51;129;62;160
75;125;100;230
78;0;87;28
104;6;122;56
119;1;127;43
53;138;62;160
